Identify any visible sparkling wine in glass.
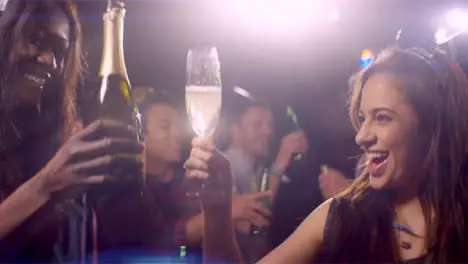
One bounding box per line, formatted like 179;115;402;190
185;46;222;196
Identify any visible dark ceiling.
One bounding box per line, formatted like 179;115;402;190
74;0;466;87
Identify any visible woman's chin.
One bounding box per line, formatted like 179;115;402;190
369;173;392;190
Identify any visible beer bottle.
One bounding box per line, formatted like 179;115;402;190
250;168;271;236
286;106;303;161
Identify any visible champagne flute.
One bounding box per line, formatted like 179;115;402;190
185;46;222;196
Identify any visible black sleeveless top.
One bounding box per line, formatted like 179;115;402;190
316;198;427;264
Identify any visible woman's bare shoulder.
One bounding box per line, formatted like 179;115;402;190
303;198;334;239
257;199;335;264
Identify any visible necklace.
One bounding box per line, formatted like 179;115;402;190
392;221;421;250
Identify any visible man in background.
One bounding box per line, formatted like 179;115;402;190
98;88;292;262
224;98;308;263
133;89;279;257
139;89;202;252
96;88;203;261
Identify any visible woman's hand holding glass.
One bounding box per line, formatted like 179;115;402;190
184;136;232;207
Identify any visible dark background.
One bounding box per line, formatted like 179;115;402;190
74;0;468;246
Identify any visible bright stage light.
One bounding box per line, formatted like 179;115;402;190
446;8;468;32
435;28;450;45
435;8;468;45
227;0;339;35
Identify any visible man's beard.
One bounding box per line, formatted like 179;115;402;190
0;60;61;153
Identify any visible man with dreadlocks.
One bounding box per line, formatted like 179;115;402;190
0;0;142;262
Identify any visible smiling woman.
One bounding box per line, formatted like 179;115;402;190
0;0;83;262
187;46;468;264
250;48;468;263
324;47;468;263
355;72;421;190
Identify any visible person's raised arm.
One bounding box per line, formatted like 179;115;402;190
257;199;332;263
184;137;242;263
0;174;50;238
184;214;204;245
0;120;143;239
270;130;309;199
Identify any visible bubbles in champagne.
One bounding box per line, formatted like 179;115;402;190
185;85;222;136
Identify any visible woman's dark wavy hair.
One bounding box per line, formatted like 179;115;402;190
0;0;82;194
326;47;468;263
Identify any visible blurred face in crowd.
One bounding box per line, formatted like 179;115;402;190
144;103;183;164
355;73;422;190
233;106;274;160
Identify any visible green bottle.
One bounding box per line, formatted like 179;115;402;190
250;168;271;236
286;106;303;161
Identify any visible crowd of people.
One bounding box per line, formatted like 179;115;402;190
1;1;468;264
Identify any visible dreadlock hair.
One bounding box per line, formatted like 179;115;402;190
0;0;83;195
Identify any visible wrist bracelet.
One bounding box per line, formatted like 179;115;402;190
268;165;291;183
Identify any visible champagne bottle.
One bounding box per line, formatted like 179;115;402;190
250;168;271;236
95;0;144;193
286;106;303;161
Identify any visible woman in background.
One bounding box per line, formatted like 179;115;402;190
185;47;468;263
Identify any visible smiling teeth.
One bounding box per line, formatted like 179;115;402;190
367;153;388;160
25;74;46;86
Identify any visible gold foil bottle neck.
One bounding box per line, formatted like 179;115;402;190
99;5;129;83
